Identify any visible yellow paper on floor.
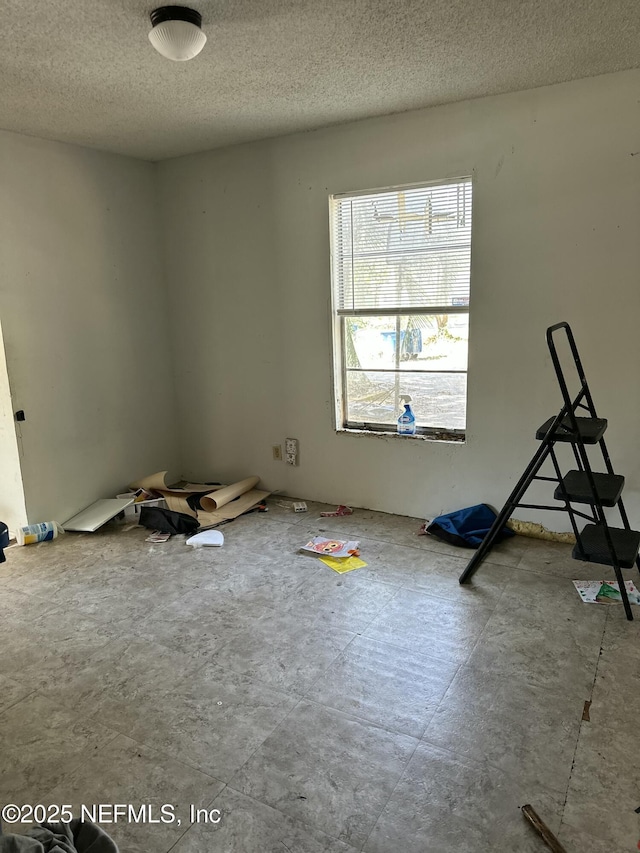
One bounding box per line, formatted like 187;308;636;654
319;555;367;574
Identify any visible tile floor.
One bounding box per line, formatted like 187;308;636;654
0;499;638;852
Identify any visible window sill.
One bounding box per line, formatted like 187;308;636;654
336;427;465;445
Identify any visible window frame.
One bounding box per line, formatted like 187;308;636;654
329;177;472;442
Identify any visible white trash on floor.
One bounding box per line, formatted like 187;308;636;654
186;529;224;547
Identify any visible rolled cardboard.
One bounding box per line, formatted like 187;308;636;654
199;476;260;512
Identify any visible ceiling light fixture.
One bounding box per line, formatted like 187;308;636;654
148;6;207;62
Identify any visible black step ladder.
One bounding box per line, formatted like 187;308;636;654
459;322;640;621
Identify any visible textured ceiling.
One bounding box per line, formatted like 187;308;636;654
1;0;639;161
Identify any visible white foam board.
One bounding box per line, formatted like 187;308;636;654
63;498;134;532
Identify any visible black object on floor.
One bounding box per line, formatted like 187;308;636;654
138;506;200;535
0;818;118;852
0;521;8;563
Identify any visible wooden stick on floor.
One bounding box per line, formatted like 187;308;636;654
522;804;568;853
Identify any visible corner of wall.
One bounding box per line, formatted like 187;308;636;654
0;316;28;535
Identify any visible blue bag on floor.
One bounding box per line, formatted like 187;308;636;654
426;504;515;549
0;521;8;563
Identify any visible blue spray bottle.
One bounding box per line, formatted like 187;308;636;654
397;395;416;435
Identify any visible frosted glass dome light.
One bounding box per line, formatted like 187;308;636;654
148;6;207;61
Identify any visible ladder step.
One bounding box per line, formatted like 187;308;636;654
573;524;640;568
555;471;625;507
536;415;607;444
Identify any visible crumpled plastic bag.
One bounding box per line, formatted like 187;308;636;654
0;820;117;853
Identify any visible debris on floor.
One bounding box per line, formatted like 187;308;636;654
423;504;515;548
420;515;576;545
300;536;366;573
276;500;308;512
145;530;171;543
0;520;8;562
64;498;135;532
119;487;157;502
421;507;573;545
320;505;353;517
301;537;360;557
139;506;199;535
507;518;576;544
116;487;167;519
15;520;64;546
57;472;269;542
573;579;640;605
319;554;367;574
2;518;632;851
131;471;270;527
0;817;119;853
521;803;568;853
186;529;224;547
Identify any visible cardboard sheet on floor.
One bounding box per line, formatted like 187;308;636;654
64;498;135;532
169;477;262;518
131;471;225;519
131;471;269;525
198;488;270;527
198;477;260;511
161;493;198;518
130;471;216;495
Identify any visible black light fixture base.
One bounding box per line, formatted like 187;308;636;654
150;6;202;28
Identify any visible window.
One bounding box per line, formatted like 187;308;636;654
330;177;472;440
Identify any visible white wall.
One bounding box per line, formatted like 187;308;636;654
0;317;27;534
165;70;640;527
0;130;179;525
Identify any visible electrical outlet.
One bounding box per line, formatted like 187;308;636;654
285;437;299;466
272;444;282;461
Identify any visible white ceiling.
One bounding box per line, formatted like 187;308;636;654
1;0;639;161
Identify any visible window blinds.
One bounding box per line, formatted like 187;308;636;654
332;178;472;313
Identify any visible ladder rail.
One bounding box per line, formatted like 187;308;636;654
546;323;625;565
548;445;585;556
546;322;595;417
458;404;568;584
545;325;633;616
546;323;629;524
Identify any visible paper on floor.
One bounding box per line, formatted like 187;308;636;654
146;530;171;543
319;555;367;574
573;579;640;605
301;537;360;558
